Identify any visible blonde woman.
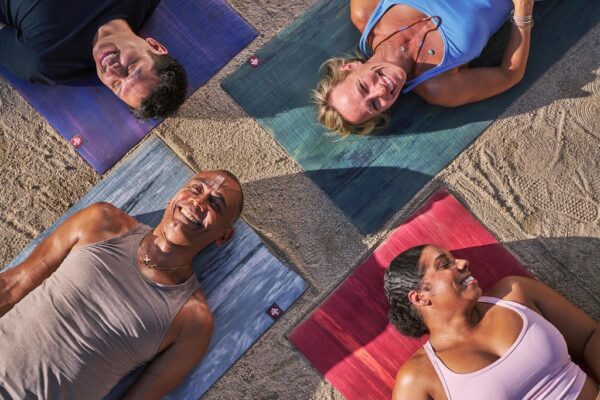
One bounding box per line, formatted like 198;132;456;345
315;0;535;135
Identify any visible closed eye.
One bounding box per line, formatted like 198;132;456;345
210;196;224;212
190;185;203;194
436;256;453;270
357;80;368;96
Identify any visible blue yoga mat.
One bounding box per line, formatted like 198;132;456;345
222;0;599;234
5;135;306;399
0;0;257;174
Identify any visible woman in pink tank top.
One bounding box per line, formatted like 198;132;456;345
383;244;600;400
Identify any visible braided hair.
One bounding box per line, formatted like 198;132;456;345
383;245;429;338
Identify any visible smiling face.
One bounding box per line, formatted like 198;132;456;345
93;35;167;108
159;170;242;252
328;60;406;124
414;245;482;307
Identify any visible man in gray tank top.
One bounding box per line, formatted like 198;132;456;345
0;170;244;399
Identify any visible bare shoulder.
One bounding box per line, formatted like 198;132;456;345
177;290;214;336
412;67;462;106
75;202;138;246
350;0;380;32
393;349;436;399
486;275;537;306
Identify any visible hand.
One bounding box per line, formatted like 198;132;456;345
512;0;534;16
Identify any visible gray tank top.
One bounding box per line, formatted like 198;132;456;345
0;224;201;399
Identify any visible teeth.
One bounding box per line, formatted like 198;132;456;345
101;52;118;70
381;73;394;92
461;276;474;286
180;207;202;226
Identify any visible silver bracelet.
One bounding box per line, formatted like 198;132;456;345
512;14;534;31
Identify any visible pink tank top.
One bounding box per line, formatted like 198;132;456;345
423;296;587;400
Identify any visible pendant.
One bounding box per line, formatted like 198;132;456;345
428;49;435;55
399;46;406;52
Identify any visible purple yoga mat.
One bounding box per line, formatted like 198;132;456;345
0;0;257;174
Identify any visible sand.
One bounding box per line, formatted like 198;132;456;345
0;0;599;398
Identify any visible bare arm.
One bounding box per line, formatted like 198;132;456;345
0;210;83;316
415;0;534;107
0;202;133;317
122;301;213;400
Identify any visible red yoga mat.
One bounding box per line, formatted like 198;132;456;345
289;189;531;400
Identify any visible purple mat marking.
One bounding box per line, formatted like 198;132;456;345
0;0;257;173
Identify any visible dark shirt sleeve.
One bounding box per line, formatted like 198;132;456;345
0;26;51;83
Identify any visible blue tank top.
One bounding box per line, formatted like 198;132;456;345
358;0;514;93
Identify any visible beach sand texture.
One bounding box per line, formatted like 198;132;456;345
1;0;599;398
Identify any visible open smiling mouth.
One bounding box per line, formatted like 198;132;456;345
378;71;396;95
459;275;476;287
100;51;119;72
178;206;204;229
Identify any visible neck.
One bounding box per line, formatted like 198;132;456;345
93;19;132;46
139;226;203;282
371;44;414;76
425;302;482;345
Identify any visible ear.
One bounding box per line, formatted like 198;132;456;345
408;290;430;307
339;61;362;71
145;37;168;55
215;227;234;246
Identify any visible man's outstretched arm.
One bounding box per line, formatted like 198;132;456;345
0;210;84;316
0;203;131;317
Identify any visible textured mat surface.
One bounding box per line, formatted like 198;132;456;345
289;189;531;400
6;135;306;399
222;0;599;234
0;0;257;174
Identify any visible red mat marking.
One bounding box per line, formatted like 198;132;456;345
290;189;531;400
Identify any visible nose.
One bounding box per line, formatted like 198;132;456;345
191;192;210;208
373;85;386;98
106;61;126;77
456;259;469;271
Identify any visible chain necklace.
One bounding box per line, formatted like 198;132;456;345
138;230;192;271
372;15;442;66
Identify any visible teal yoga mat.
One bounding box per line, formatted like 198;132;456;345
222;0;599;234
4;135;306;399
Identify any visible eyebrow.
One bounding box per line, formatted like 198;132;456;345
192;178;228;210
354;81;376;118
355;80;367;96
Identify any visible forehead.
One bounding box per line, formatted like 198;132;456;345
419;245;450;268
187;172;240;196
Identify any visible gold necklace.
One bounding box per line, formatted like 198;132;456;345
139;230;192;271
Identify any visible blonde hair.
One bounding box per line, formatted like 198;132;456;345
313;56;390;137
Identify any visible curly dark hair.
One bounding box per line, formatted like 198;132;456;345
133;52;187;119
383;245;429;338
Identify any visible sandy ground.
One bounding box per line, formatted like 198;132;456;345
1;0;599;399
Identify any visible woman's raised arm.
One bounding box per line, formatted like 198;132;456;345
414;0;535;107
